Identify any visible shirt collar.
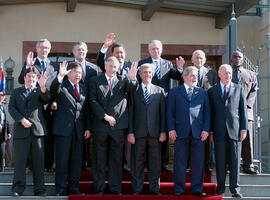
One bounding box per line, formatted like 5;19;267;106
184;83;193;93
220;81;230;90
37;57;47;64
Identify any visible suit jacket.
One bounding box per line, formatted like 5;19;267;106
8;86;50;139
232;67;257;121
0;104;10;143
89;74;137;132
166;85;210;139
138;57;183;94
50;78;90;139
18;58;59;90
128;84;166;138
208;82;248;141
197;66;218;90
96;50;131;76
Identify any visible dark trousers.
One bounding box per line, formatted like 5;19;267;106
0;142;5;168
92;130;124;194
241;121;254;170
131;136;161;194
44;134;54;170
161;134;169;168
215;133;241;194
173;135;204;194
55;132;83;194
12;134;45;195
82;138;91;169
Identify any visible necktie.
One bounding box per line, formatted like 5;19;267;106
198;69;202;86
26;88;31;96
144;86;149;104
233;69;241;83
74;84;79;100
109;78;112;90
41;60;46;72
187;87;192;101
224;86;227;101
154;61;160;79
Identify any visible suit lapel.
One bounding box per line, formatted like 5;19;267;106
65;80;78;101
217;84;224;103
201;66;208;88
99;74;111;98
179;85;189;101
111;76;120;97
191;87;200;101
227;82;235;100
138;84;146;104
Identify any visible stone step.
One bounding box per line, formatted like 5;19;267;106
0;183;55;196
211;173;270;185
0;172;55;183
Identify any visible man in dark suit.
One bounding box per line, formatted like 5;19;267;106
18;39;59;172
51;61;90;196
89;56;138;195
208;64;248;198
167;66;210;197
9;67;49;196
128;63;166;195
138;39;185;172
96;33;132;171
72;41;101;170
191;49;218;172
96;33;131;75
231;50;258;174
0;91;11;172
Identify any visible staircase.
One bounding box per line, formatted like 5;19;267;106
211;172;270;199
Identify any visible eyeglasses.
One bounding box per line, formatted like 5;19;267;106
0;94;5;97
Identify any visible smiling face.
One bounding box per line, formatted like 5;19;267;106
218;64;232;86
105;58;119;78
192;51;206;69
112;46;126;66
231;51;244;68
36;41;51;60
67;66;83;85
24;71;38;89
148;41;162;60
72;44;87;62
139;65;155;85
183;69;198;88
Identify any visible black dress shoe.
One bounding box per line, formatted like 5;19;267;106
12;192;21;197
149;191;161;195
175;192;183;196
232;192;242;198
162;165;172;172
35;190;47;196
97;192;104;195
213;192;224;196
192;192;206;196
133;192;140;195
56;191;67;196
111;192;122;195
69;191;85;195
243;169;257;175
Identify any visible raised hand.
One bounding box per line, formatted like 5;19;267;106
26;51;36;67
37;72;48;88
176;56;185;71
59;61;70;77
127;62;139;81
103;33;115;48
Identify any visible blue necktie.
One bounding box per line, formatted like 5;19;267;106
188;87;192;101
154;61;160;79
144;86;149;104
26;88;31;96
41;60;46;72
198;70;202;86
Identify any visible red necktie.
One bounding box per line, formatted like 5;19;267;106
224;86;227;101
74;84;79;100
109;79;112;90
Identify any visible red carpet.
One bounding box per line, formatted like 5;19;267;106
80;171;211;183
68;171;222;200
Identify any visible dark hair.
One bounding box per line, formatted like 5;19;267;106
111;43;125;53
24;66;39;77
67;61;83;71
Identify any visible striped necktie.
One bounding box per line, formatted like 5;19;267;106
187;87;193;101
154;61;160;79
144;86;150;104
